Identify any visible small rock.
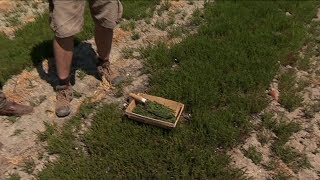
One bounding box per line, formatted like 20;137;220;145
269;88;279;102
132;51;140;58
285;12;292;16
286;65;293;69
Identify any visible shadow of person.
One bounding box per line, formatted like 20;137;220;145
30;39;100;89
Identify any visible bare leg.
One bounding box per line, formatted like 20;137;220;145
54;36;74;80
53;36;74;117
94;24;124;85
95;24;113;61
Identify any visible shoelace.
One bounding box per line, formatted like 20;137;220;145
57;89;71;102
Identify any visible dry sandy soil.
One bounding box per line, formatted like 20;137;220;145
229;8;320;180
2;1;320;180
0;0;47;38
0;0;205;179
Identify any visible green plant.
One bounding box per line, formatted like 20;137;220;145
273;172;292;180
297;57;310;71
6;116;19;123
0;0;158;85
145;18;151;24
121;0;160;20
244;146;263;165
278;69;302;111
133;102;176;123
7;173;20;180
73;90;82;99
181;11;187;20
29;95;47;107
190;8;204;26
264;159;278;171
155;17;175;31
157;0;171;16
303;101;320;119
5;14;21;27
187;0;195;5
281;52;297;67
261;112;276;130
120;20;136;31
315;69;320;76
257;129;271;146
265;116;309;171
168;26;188;39
121;47;135;59
11;129;24;136
273;146;310;171
131;31;141;40
22;158;36;174
37;122;56;142
37;1;320;179
77;70;87;80
273;118;300;146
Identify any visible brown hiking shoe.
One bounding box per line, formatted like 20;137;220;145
55;85;73;118
0;101;33;116
97;60;125;86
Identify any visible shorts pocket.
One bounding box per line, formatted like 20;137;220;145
117;0;123;23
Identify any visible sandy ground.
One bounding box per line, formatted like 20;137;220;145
0;1;205;179
228;8;320;180
4;1;320;179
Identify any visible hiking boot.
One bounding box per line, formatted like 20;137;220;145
97;60;125;86
0;101;33;116
55;85;73;118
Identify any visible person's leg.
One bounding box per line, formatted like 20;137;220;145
90;0;123;85
95;25;123;84
95;25;113;62
53;36;74;117
49;0;85;117
0;91;33;116
54;36;74;82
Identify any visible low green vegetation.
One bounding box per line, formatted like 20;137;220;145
131;31;141;40
244;146;263;165
133;102;176;123
11;129;24;137
278;69;303;111
273;146;310;172
7;173;20;180
156;0;171;16
37;1;319;179
120;20;136;31
273;172;292;180
261;112;310;171
121;47;135;59
303;101;320;119
168;26;188;39
121;0;160;20
154;17;175;31
6;116;19;124
0;1;159;84
22;158;36;174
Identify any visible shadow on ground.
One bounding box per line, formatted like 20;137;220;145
30;39;100;88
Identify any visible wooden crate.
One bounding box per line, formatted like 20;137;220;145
125;93;184;129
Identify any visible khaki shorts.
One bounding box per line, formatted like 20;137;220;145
49;0;123;38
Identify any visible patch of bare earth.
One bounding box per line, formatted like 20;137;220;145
229;8;320;180
0;1;205;179
0;0;47;38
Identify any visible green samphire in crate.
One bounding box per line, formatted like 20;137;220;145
130;93;176;123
